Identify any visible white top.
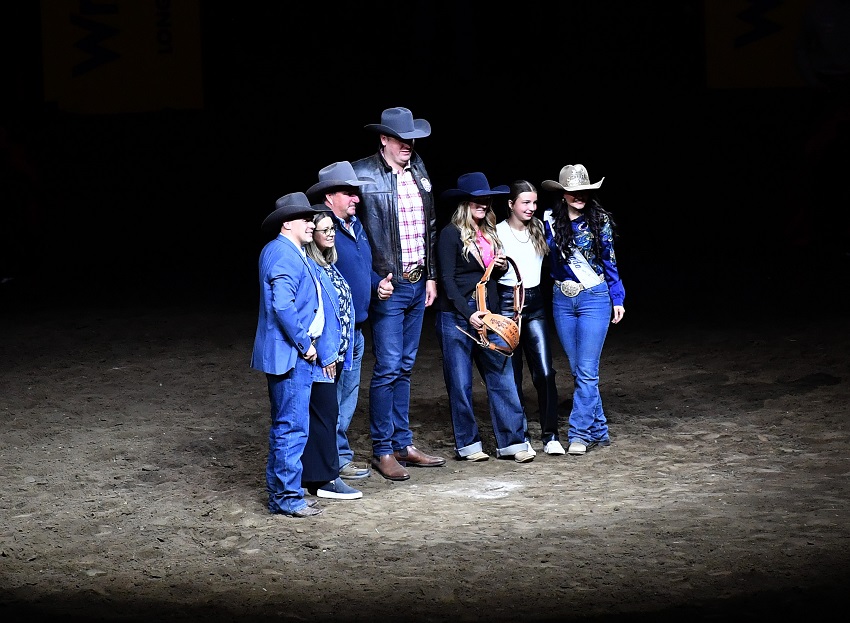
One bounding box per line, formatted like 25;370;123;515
283;236;324;339
496;220;543;288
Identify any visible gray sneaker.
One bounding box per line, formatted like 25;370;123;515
339;461;371;479
290;504;323;518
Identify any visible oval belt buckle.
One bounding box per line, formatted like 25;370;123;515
560;280;581;297
407;266;423;283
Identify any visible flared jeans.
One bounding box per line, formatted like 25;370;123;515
551;281;612;446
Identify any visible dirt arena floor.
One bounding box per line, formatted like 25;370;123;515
1;260;849;623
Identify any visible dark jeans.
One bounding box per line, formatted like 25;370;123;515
435;303;527;458
368;280;425;456
265;359;313;515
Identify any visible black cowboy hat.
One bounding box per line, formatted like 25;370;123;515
261;192;329;234
364;106;431;140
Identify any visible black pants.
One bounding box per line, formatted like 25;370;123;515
499;285;560;441
301;367;341;488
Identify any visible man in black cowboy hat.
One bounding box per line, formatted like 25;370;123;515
251;192;330;518
351;106;446;481
306;161;394;481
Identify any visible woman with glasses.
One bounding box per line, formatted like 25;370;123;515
434;172;534;464
300;211;362;500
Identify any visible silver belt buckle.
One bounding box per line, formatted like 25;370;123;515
406;266;423;283
559;280;582;297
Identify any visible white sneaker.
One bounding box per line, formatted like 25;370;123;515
544;440;566;455
567;442;587;455
524;439;537;457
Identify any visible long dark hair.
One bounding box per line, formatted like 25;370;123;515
550;194;617;260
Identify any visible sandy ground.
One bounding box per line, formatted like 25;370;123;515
1;266;849;622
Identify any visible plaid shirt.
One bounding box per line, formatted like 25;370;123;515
396;167;426;272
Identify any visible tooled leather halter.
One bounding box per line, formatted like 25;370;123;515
455;256;524;357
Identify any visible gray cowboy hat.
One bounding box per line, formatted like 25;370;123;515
261;192;329;234
305;161;376;201
364;106;431;140
541;164;604;192
441;172;510;201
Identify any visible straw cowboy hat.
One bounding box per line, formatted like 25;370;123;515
305;161;376;201
364;106;431;140
261;192;329;234
541;164;604;192
440;172;510;201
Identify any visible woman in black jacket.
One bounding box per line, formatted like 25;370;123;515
435;173;534;464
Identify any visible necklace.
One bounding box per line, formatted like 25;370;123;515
508;224;531;244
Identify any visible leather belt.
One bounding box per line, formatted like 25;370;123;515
402;265;424;283
555;279;586;297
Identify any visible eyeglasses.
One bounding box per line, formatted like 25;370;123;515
314;226;337;236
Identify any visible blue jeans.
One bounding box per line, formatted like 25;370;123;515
499;285;560;442
336;327;364;468
265;357;313;515
551;281;612;445
368;280;425;457
435;306;528;458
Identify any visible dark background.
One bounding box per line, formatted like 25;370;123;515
2;4;849;622
1;1;846;320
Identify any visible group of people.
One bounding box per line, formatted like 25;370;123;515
251;106;626;518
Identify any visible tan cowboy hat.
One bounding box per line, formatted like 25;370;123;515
305;161;376;201
364;106;431;140
541;164;604;192
261;192;329;234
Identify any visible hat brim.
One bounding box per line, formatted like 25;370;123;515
541;178;604;192
261;204;329;234
306;177;375;199
441;185;511;200
364;121;431;140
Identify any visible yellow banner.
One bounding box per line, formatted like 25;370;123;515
41;0;203;113
704;0;810;88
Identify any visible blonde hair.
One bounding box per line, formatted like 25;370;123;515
305;213;337;266
450;200;504;262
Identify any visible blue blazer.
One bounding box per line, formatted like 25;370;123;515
312;262;354;373
251;235;324;377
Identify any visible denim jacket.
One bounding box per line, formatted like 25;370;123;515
312;262;354;380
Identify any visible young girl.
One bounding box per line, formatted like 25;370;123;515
496;180;562;455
